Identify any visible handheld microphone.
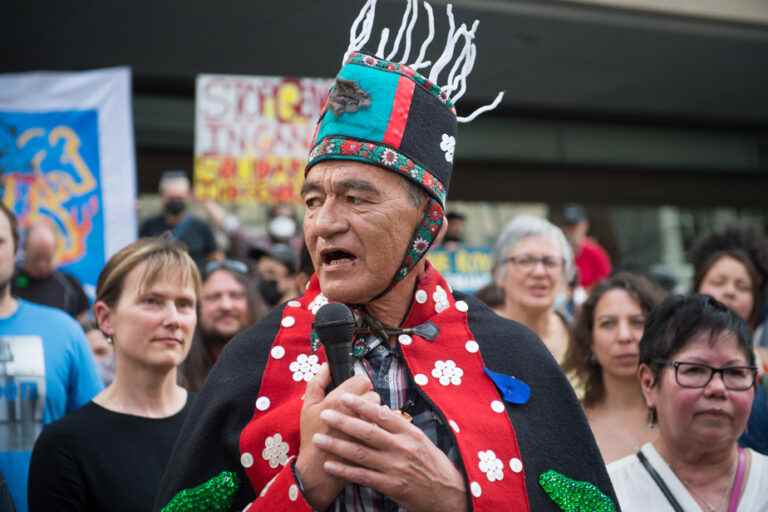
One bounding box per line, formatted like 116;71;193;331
313;303;356;391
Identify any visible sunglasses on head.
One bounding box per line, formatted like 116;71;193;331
205;259;249;277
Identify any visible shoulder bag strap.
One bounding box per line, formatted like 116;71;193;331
637;451;686;512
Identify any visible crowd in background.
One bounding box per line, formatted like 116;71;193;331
1;167;767;511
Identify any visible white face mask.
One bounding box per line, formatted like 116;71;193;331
269;216;297;240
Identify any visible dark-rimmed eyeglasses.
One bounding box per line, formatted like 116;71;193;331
503;255;562;272
205;259;249;277
655;360;757;391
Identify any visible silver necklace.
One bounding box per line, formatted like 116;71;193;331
677;464;737;512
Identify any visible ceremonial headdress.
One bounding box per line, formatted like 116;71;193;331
306;0;503;292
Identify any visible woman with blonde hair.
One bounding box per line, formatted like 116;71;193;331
29;237;201;511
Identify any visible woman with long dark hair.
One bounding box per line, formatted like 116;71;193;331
563;272;664;463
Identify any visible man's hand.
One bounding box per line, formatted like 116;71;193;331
295;364;379;510
313;393;467;512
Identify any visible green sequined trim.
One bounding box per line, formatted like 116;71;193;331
538;470;616;512
161;471;239;512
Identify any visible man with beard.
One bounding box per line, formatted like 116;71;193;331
180;260;263;392
139;171;220;271
157;2;616;511
0;204;101;512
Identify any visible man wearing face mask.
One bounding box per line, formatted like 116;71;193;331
254;244;300;309
139;171;220;270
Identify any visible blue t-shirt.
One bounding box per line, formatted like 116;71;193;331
0;299;103;512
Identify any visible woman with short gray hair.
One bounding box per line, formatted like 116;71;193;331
493;215;575;363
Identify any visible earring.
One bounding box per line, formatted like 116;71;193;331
647;407;657;429
106;336;114;345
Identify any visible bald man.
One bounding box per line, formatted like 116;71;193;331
12;222;89;321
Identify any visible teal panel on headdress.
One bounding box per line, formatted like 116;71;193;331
316;63;398;144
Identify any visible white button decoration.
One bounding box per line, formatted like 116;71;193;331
256;396;271;411
415;289;428;304
414;373;429;386
288;484;299;501
270;346;286;359
433;285;449;313
398;334;413;346
289;354;322;382
431;359;464;386
455;300;468;312
470;481;482;498
491;400;505;413
308;294;328;315
440;134;456;163
281;316;296;328
240;452;254;468
261;433;290;468
465;340;479;353
509;457;523;473
449;420;460;433
287;300;301;308
478;450;504;482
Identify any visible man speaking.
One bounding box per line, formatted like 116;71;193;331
157;1;616;510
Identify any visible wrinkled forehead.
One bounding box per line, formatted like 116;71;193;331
303;160;407;196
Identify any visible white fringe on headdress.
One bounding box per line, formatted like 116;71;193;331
342;0;504;124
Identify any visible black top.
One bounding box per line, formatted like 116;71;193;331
139;213;217;270
28;396;194;512
155;293;617;511
12;268;89;319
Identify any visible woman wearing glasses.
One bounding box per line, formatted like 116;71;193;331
28;238;200;511
609;294;767;512
493;215;575;363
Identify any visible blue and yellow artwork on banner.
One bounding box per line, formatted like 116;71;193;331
0;111;105;295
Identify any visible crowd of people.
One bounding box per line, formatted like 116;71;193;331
3;1;768;511
4;182;768;511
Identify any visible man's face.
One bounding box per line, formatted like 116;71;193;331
302;161;422;304
0;214;16;290
161;180;190;206
24;236;56;279
200;270;249;340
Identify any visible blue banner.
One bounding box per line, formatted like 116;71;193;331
1;110;105;296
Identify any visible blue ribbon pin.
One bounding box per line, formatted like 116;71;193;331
484;367;531;405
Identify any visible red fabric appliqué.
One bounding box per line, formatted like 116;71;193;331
238;265;530;511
